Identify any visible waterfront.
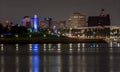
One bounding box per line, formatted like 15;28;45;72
0;43;120;72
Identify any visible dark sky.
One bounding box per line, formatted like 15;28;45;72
0;0;119;25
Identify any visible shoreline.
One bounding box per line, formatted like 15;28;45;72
0;38;106;44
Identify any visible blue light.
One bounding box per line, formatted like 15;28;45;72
92;43;96;47
32;44;40;72
21;18;24;24
33;15;39;32
32;55;40;72
32;44;39;54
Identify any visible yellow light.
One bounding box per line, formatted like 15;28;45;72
29;44;32;51
1;44;4;51
29;35;32;38
1;35;4;38
69;43;72;52
57;43;61;52
48;44;51;50
16;44;19;51
43;44;46;51
15;35;18;37
44;34;46;38
58;32;61;34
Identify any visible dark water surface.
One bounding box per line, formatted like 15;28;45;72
0;42;120;72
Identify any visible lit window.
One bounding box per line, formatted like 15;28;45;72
74;16;79;18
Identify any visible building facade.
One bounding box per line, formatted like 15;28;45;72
22;16;67;30
39;21;49;28
22;16;32;27
68;13;87;29
40;19;66;30
59;21;66;29
88;15;110;27
88;9;110;27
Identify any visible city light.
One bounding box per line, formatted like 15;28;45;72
32;44;39;51
33;15;39;32
32;55;40;72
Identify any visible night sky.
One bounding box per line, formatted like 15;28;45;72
0;0;119;25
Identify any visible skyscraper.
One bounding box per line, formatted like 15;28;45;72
44;18;52;29
68;13;87;29
22;16;32;27
39;21;49;28
88;9;111;26
59;21;66;29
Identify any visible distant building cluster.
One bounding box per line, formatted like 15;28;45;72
1;9;119;39
0;9;110;30
22;16;66;30
69;9;110;29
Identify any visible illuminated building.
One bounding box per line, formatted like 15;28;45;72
88;9;110;26
40;19;66;30
22;15;40;32
22;16;32;27
44;18;52;28
32;15;39;32
39;18;52;29
88;16;110;26
59;21;66;29
50;20;59;29
68;13;87;29
39;21;49;28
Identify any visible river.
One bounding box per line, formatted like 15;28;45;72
0;42;120;72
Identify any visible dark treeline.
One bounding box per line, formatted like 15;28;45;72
0;23;28;35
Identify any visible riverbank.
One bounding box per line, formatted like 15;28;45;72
0;38;106;44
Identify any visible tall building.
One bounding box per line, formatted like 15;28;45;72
50;20;59;29
50;20;66;30
59;21;66;29
68;13;87;29
22;16;32;27
39;19;66;30
88;9;110;26
88;16;110;26
39;21;49;28
44;18;52;28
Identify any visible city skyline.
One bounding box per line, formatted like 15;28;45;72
0;0;119;25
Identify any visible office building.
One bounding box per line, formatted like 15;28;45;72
39;21;49;28
22;16;32;27
88;15;110;27
59;21;66;29
68;13;87;29
88;9;110;26
44;18;52;28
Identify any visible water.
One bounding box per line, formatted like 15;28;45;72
0;42;120;72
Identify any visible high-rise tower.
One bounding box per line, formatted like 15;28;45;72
68;13;87;29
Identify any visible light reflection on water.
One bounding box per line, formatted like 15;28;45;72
32;44;40;72
0;43;120;72
16;56;19;72
32;55;40;72
1;55;4;72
